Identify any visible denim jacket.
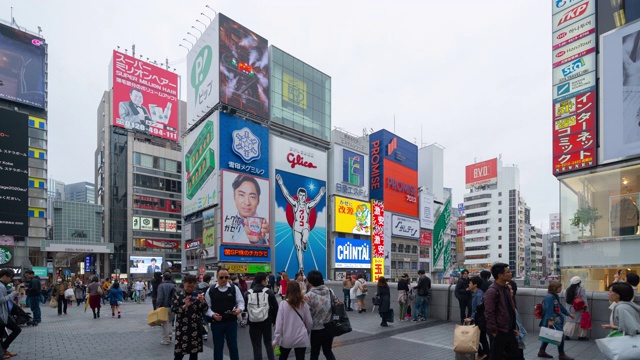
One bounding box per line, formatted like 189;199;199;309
539;292;570;330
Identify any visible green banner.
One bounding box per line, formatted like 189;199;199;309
443;241;451;272
432;198;451;268
248;264;271;273
32;266;48;277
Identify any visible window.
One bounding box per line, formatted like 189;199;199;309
412;262;418;270
391;261;397;269
499;192;502;196
397;262;403;269
499;244;502;249
499;227;502;231
412;246;418;254
499;218;502;222
498;235;502;240
398;244;404;253
391;243;397;252
405;245;411;253
498;209;502;214
498;254;502;258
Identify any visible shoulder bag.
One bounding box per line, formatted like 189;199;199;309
323;289;352;337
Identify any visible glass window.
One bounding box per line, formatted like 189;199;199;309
398;244;404;253
140;154;153;168
391;261;396;269
397;262;404;269
405;245;411;253
391;243;397;252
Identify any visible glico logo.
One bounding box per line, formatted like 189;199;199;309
370;140;381;190
561;57;585;77
343;149;364;187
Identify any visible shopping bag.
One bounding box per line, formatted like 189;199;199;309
596;334;640;360
148;307;169;326
385;308;395;323
580;311;592;330
49;297;57;308
539;326;564;346
453;324;480;353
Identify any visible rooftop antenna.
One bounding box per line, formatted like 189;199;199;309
393;114;396;133
37;26;42;37
132;44;135;57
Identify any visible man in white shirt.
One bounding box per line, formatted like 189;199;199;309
134;278;146;304
206;268;245;360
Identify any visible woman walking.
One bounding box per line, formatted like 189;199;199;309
538;281;575;360
273;281;313;360
171;274;208;360
294;273;306;297
355;274;367;313
108;281;124;318
376;276;391;327
564;276;589;340
304;270;337;360
87;276;102;319
74;281;85;307
279;273;289;300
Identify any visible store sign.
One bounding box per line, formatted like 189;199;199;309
226;263;248;273
391;214;420;239
43;244;112;253
220;246;270;263
552;34;595;68
248;264;271;273
552;72;595;103
332;129;367;153
420;193;434;230
185;239;201;250
0;247;11;265
553;0;584;15
219;112;269;177
140;217;152;231
456;221;466;237
371;257;384;282
145;239;180;250
84;256;92;272
334;196;371;235
0;108;29;237
550;213;560;234
553;53;595;85
465;158;498;189
371;200;385;258
334;238;371;268
552;0;594;30
369;129;418;170
553;90;596;174
553;14;595;50
420;230;432;247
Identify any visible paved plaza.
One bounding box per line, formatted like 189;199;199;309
7;299;605;360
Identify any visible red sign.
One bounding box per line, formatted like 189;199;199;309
456;221;466;237
185;238;201;250
382;160;418;217
112;50;179;142
145;239;180;250
557;2;589;27
553;91;597;175
286;153;317;169
371;200;385;258
420;230;432;247
465;158;498;189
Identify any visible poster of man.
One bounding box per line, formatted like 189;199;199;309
221;171;270;246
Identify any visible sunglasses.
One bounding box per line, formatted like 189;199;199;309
219;276;229;280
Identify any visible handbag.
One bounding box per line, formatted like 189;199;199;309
98;286;104;296
323;289;352;337
385;308;395;323
580;311;592;330
372;296;381;306
453;323;480;353
49;297;57;308
573;298;586;311
539;326;564;346
596;334;640;360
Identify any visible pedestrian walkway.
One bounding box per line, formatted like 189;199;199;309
6;300;605;359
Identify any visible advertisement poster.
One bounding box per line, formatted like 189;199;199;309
220;246;270;263
334;238;370;268
219;14;269;119
331;146;369;201
183;115;219;215
371;258;384;282
0;108;28;236
465;158;498;188
391;214;420;239
202;208;216;259
420;193;435;230
221;170;270;246
432;198;452;268
371;200;384;258
112;50;179;141
129;256;162;275
333;196;371;235
219;112;269;177
552;91;596;173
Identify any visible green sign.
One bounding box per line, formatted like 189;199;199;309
32;266;47;277
432;198;451;268
0;247;11;265
248;264;271;273
443;241;451;272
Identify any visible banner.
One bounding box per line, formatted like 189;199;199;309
183;115;219;215
202;208;216;259
371;258;384;282
420;193;435;230
334;238;371;268
420;230;432;247
371;200;384;258
433;198;451;267
221;170;270;246
0;108;28;236
391;214;420;239
333;196;371;235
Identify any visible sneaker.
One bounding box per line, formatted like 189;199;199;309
411;319;418;322
420;319;426;322
160;340;171;345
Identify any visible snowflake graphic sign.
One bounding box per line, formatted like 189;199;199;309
232;127;261;163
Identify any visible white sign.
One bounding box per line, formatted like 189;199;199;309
132;216;140;230
140;217;153;231
391;214;420;239
186;17;219;129
330;144;369;201
44;244;113;253
183;114;220;216
331;129;368;153
420;193;435;230
552;0;594;31
553;0;585;15
552;33;595;68
552;14;595;50
271;135;327;179
553;72;595;102
553;53;595;85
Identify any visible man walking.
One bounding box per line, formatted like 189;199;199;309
245;272;278;360
0;269;21;358
206;268;245;360
197;274;212;341
134;277;146;304
412;269;431;321
342;273;355;311
455;269;472;324
484;263;519;360
156;273;176;345
23;270;41;325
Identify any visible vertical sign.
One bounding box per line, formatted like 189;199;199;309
0;108;28;236
420;193;435;230
371;257;384;283
432;198;451;267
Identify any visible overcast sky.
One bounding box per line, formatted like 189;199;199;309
5;0;555;230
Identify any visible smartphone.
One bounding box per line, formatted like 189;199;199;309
618;269;623;276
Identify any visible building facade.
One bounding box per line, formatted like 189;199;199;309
64;182;95;204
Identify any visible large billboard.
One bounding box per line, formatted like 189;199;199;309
334;238;370;269
0;24;46;109
432;198;451;268
112;50;179;141
0;108;28;236
219;112;269;177
371;158;418;217
553;91;596;172
129;256;163;275
271;136;327;277
391;214;420;239
183;114;219;216
369;129;418;170
465;158;498;188
330;143;369;201
202;208;216;259
333;196;371;235
221;170;270;246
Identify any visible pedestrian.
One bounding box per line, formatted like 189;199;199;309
102;278;111;305
245;272;278;360
205;268;245;360
238;274;249;297
563;276;589;341
273;280;313;360
196;273;212;341
294;273;306;297
51;279;67;315
397;273;410;321
304;270;337;360
157;272;177;345
134;277;146;304
74;280;85;306
172;274;208;360
268;272;276;292
0;269;21;358
412;269;431;322
342;273;354;311
152;272;163;310
376;276;391;327
87;276;102;319
464;276;489;360
480;270;493;293
455;269;472;324
108;281;123;319
22;270;41;325
279;273;289;300
537;281;575;360
354;273;367;313
602;282;640;335
484;263;519;360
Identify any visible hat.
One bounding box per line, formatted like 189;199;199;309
570;276;581;285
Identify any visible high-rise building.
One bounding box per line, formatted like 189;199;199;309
64;182;95;204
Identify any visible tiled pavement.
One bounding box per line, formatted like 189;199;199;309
6;300;605;359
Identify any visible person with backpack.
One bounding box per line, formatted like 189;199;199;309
355;273;367;313
304;270;337;360
244;272;278;360
205;268;245;360
563;276;589;341
108;281;124;319
480;270;493;293
538;281;575;360
273;280;313;360
464;276;489;360
157;272;177;345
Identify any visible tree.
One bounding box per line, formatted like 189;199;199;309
570;205;602;237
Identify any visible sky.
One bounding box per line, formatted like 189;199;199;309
4;0;556;230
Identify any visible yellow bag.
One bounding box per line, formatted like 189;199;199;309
147;307;169;326
453;324;480;354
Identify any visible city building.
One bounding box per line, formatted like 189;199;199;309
64;182;95;204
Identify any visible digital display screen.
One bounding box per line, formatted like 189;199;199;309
129;256;163;275
0;108;28;236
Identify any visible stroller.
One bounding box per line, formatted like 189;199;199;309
11;304;36;326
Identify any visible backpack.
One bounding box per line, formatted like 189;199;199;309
247;288;270;322
474;302;485;327
359;280;368;294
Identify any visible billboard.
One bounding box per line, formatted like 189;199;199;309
272;135;327;277
129;256;163;275
331;145;369;201
371;159;418;217
456;220;466;237
371;200;385;258
333;196;371;235
420;193;435;230
183;114;219;215
465;158;498;188
553;91;596;173
0;23;46;108
112;51;179;141
0;108;28;236
221;170;270;246
202;208;216;259
371;257;384;282
391;214;420;239
420;230;432;247
550;213;560;234
369;129;418;170
219;112;269;177
432;198;451;268
219;246;270;263
335;238;370;269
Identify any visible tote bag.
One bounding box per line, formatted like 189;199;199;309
453;324;480;353
539;326;564;346
596;335;640;360
580;311;592;330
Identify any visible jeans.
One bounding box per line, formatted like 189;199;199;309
413;295;428;320
212;321;239;360
399;301;408;320
310;328;335;360
57;295;67;315
0;316;21;351
161;310;173;342
136;290;144;302
279;347;306;360
27;296;41;323
458;298;472;324
249;320;274;360
342;289;351;309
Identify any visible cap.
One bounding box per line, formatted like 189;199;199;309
570;276;581;285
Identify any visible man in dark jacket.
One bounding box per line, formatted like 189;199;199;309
484;263;519;360
412;270;431;321
244;272;278;360
480;270;493;293
23;270;41;324
156;273;176;345
455;269;472;324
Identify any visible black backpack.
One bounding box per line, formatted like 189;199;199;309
474;302;485;327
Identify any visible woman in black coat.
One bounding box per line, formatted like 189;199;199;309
376;277;391;327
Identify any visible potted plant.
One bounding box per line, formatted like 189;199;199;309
570;204;603;238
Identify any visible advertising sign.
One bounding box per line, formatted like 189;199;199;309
219;246;270;263
332;129;368;154
552;34;595;68
550;213;561;234
369;129;418;170
187;14;218;127
371;200;385;258
553;90;596;174
371;159;418;217
432;198;451;267
333;196;371;235
553;53;596;85
129;256;162;275
183;115;219;215
221;170;270;246
391;214;420;239
553;0;585;15
420;193;434;230
553;14;595;50
144;239;180;250
272;136;327;277
552;0;594;30
219;112;269;177
383;211;391;277
552;72;595;103
283;72;307;109
371;257;384;282
202;208;216;259
219;14;269;119
334;238;371;268
465;158;498;189
112;51;179;141
456;220;466;237
420;230;432;247
0;108;28;236
332;146;369;201
0;247;12;265
443;241;451;272
0;23;46;109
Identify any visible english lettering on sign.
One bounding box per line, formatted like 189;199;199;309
370;140;381;190
473;166;488;179
286;153;317;169
385;177;417;196
336;241;370;261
